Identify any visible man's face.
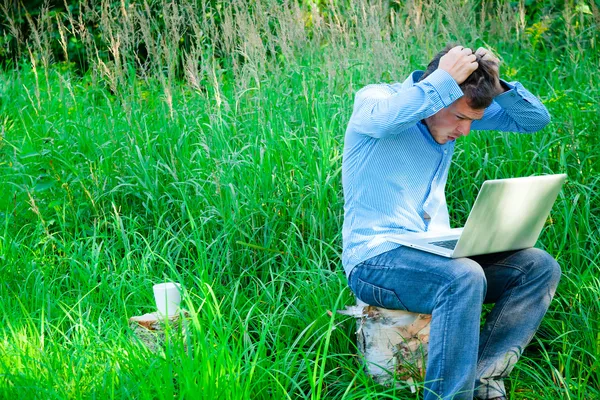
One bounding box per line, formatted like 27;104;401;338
424;97;485;144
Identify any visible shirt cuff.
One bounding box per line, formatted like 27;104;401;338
494;80;521;108
419;69;464;107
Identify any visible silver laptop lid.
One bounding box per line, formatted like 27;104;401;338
452;174;567;258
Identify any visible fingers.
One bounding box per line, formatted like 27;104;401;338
450;46;477;62
461;47;478;68
455;45;500;59
450;45;473;55
452;46;478;65
465;54;479;74
475;47;500;63
439;45;480;84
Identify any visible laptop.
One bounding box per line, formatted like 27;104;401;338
386;174;567;258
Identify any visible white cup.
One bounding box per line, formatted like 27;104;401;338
153;282;182;317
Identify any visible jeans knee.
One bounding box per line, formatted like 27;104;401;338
548;258;561;289
545;256;561;291
451;259;487;299
529;248;562;288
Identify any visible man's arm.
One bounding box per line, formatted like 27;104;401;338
347;70;463;139
472;81;551;133
471;47;550;133
348;46;478;139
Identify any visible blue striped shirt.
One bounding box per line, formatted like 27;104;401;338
341;69;550;277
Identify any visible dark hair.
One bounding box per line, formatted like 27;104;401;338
418;44;498;109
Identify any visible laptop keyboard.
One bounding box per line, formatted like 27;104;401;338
429;239;458;250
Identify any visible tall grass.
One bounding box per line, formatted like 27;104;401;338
0;0;598;398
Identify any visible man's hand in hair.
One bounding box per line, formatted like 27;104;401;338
475;47;506;95
438;45;478;85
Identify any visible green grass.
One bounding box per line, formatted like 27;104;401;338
0;0;599;398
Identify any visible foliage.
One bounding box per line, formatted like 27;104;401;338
0;0;599;399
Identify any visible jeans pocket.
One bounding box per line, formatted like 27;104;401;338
355;278;407;310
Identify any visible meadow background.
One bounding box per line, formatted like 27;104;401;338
0;0;598;398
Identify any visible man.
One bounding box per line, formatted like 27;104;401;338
341;45;561;400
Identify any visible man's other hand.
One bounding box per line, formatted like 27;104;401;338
475;47;506;94
475;47;500;64
438;45;478;85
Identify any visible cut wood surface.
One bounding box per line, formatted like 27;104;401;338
339;300;431;392
129;312;188;353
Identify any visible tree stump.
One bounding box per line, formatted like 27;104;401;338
339;299;431;392
129;311;188;353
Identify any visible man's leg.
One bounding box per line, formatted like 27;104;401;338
471;248;561;399
348;246;487;400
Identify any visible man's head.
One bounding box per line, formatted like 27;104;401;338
419;44;500;144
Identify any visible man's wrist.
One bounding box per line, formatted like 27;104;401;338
419;69;464;107
495;80;510;95
494;81;523;108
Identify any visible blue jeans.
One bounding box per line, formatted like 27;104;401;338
348;246;561;400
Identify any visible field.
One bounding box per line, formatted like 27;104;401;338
0;0;598;398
